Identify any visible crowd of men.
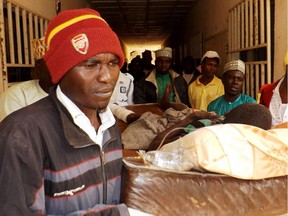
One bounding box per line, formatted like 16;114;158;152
0;7;287;215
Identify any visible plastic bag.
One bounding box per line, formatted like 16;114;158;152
138;148;194;171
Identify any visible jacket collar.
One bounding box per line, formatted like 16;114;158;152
49;88;117;149
145;68;179;84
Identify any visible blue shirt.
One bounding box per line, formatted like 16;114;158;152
207;94;256;116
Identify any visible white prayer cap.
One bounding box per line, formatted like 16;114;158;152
201;50;221;63
155;47;172;58
223;60;245;75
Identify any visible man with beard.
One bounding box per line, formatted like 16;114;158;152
207;59;256;115
188;51;224;111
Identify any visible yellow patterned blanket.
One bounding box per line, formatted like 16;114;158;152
157;123;288;179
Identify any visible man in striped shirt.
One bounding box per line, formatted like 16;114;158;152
0;8;150;216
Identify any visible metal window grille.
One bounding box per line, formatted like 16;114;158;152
0;0;49;92
228;0;271;99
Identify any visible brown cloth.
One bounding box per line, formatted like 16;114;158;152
121;108;190;150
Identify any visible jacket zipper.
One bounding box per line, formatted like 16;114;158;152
100;149;107;204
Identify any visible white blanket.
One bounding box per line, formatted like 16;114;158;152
151;124;288;179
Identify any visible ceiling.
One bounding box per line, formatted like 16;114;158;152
88;0;198;48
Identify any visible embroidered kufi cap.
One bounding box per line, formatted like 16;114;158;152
223;60;245;75
155;47;172;58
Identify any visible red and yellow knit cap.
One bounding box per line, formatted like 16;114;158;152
43;8;124;84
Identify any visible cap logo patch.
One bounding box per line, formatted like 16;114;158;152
71;33;89;54
120;86;126;93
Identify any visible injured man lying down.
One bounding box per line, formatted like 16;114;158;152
121;103;288;180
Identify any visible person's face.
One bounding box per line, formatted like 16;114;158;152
143;55;152;65
183;61;194;74
131;59;143;73
60;53;120;111
201;58;219;77
222;70;244;96
155;57;172;74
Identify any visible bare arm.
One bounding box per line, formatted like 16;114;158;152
148;111;217;151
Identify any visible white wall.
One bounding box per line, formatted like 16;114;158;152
186;0;240;41
182;0;241;72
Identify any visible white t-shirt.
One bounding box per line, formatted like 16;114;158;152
0;80;47;122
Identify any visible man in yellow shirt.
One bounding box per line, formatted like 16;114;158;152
188;51;224;110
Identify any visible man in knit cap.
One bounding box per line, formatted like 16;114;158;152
0;8;149;216
207;59;256;115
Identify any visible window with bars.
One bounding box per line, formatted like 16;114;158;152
228;0;274;99
0;0;49;92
